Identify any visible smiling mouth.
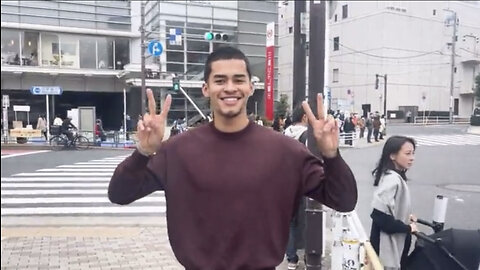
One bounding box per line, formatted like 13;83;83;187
220;97;241;101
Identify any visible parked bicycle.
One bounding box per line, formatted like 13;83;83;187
49;127;90;151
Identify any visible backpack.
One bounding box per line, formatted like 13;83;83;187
298;130;308;145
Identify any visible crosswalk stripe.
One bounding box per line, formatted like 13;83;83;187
75;162;120;165
37;168;115;172
1;196;165;204
89;160;124;163
1;189;164;195
408;134;480;146
2;183;108;188
2;206;166;215
2;177;110;182
57;165;118;168
14;172;113;176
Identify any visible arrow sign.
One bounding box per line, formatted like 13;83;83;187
148;40;163;56
30;86;63;95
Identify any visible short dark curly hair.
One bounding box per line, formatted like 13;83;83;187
203;46;252;82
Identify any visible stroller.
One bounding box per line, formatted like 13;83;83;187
406;218;480;270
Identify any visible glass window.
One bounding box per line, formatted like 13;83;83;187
21;31;39;66
114;38;129;70
167;51;184;63
60;35;79;68
342;5;348;19
79;37;96;69
187;52;208;64
333;68;339;83
1;29;21;66
333;36;340;51
97;37;114;69
187;40;209;53
167;63;184;74
186;64;205;80
41;33;59;67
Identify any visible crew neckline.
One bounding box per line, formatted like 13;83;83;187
208;120;254;140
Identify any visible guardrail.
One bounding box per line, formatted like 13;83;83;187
413;116;470;125
339;131;358;148
330;210;383;270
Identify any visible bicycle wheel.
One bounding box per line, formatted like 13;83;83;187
74;135;90;150
50;136;66;151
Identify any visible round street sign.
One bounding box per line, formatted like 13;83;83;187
148;40;163;56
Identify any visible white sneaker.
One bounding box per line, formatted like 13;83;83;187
287;261;298;270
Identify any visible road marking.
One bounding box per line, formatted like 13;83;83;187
57;165;118;168
2;177;110;182
2;206;166;215
37;168;115;172
1;196;165;204
14;172;113;176
1;150;50;159
1;183;108;188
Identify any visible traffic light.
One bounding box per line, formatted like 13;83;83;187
204;32;229;41
375;74;379;89
172;77;180;91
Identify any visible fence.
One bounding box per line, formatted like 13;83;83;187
330;210;383;270
339;131;359;148
413;116;470;125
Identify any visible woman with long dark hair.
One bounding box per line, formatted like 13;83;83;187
370;136;418;270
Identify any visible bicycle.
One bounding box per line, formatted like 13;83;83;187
49;129;91;151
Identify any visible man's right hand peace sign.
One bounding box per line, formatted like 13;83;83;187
137;89;171;155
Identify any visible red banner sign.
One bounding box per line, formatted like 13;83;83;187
265;22;275;121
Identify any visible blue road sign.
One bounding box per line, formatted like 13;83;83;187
30;86;63;95
148;40;163;56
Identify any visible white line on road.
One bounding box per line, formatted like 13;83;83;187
1;206;166;215
14;173;113;177
1;196;165;204
1;189;164;196
2;177;110;182
1;150;50;159
1;183;108;188
57;165;118;168
74;162;120;165
37;168;115;172
89;160;124;163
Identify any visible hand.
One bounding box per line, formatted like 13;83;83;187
137;89;171;155
302;94;339;158
409;222;418;233
409;214;417;223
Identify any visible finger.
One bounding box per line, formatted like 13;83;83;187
159;94;172;119
147;88;157;115
137;120;145;132
302;100;317;125
317;94;325;120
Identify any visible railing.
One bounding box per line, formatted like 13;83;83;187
339;131;358;148
330;210;383;270
413;116;470;125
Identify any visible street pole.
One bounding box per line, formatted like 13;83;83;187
46;95;50;142
448;11;457;124
140;0;146;114
292;0;307;109
384;74;387;119
306;1;326;269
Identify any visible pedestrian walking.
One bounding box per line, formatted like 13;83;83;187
36;114;47;140
373;115;381;142
282;104;309;269
358;116;365;139
370;136;418;270
366;113;373;143
108;46;357;270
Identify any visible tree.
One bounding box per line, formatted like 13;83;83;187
475;74;480;107
275;94;289;118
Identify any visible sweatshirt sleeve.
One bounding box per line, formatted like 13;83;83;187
303;151;358;212
371;208;410;234
108;150;164;205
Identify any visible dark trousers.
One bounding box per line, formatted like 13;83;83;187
374;129;380;142
367;128;373;142
359;128;365;138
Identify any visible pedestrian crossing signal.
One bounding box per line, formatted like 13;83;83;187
172;77;180;91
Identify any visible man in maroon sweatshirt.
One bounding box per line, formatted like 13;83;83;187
108;46;357;270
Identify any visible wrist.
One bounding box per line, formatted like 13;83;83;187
136;142;156;157
322;149;338;159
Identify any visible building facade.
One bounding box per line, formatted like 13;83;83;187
279;1;480;119
1;0;278;132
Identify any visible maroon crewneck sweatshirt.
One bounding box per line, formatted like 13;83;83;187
108;121;357;270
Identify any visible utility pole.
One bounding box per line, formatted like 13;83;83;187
375;74;388;118
305;1;326;269
292;0;307;109
448;10;457;124
140;0;146;114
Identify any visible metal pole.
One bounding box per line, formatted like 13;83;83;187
2;107;8;143
449;11;457;124
140;0;146;114
292;0;307;109
46;95;50;142
179;86;207;119
123;88;127;143
384;74;387;119
306;1;326;269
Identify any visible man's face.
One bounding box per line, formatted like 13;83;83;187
202;59;253;119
